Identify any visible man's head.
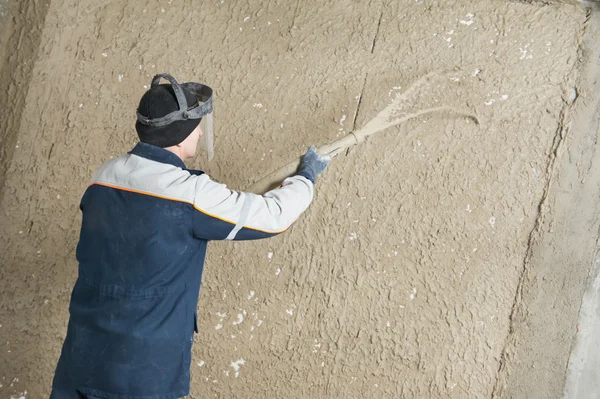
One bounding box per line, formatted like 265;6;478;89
135;73;214;161
136;84;201;159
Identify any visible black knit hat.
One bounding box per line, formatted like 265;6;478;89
135;84;201;148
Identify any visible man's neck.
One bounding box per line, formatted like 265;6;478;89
165;146;185;162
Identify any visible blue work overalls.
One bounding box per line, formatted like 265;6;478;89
50;143;314;398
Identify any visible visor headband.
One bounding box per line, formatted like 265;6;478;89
136;73;214;128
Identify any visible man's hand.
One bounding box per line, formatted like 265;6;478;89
297;146;331;184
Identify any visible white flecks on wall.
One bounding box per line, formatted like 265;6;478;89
248;291;255;300
459;13;475;26
388;85;403;99
230;359;245;378
215;311;227;330
232;313;244;325
410;287;417;301
519;43;534;60
313;341;321;353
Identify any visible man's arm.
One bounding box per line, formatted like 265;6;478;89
192;146;330;241
192;174;314;240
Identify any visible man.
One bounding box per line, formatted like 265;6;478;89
50;73;330;399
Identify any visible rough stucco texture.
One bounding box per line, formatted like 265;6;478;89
0;1;586;398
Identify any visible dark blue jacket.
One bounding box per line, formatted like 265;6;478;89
50;143;314;399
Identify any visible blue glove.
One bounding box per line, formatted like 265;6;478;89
297;146;331;184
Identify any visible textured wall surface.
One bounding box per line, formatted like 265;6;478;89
0;1;589;398
0;0;51;190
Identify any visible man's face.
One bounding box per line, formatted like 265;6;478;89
181;124;203;159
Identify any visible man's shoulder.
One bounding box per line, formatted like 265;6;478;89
87;153;206;204
93;153;195;180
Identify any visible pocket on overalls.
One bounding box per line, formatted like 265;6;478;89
69;280;188;394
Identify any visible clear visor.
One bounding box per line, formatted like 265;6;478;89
199;106;214;161
182;81;214;162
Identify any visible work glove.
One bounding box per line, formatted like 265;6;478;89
297;146;331;184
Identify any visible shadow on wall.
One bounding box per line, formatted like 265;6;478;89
512;0;599;6
0;0;51;192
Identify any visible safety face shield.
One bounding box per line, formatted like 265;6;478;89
198;106;214;161
182;81;214;161
137;73;215;160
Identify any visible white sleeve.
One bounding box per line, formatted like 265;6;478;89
192;174;314;240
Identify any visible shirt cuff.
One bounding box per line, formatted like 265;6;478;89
296;170;316;184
